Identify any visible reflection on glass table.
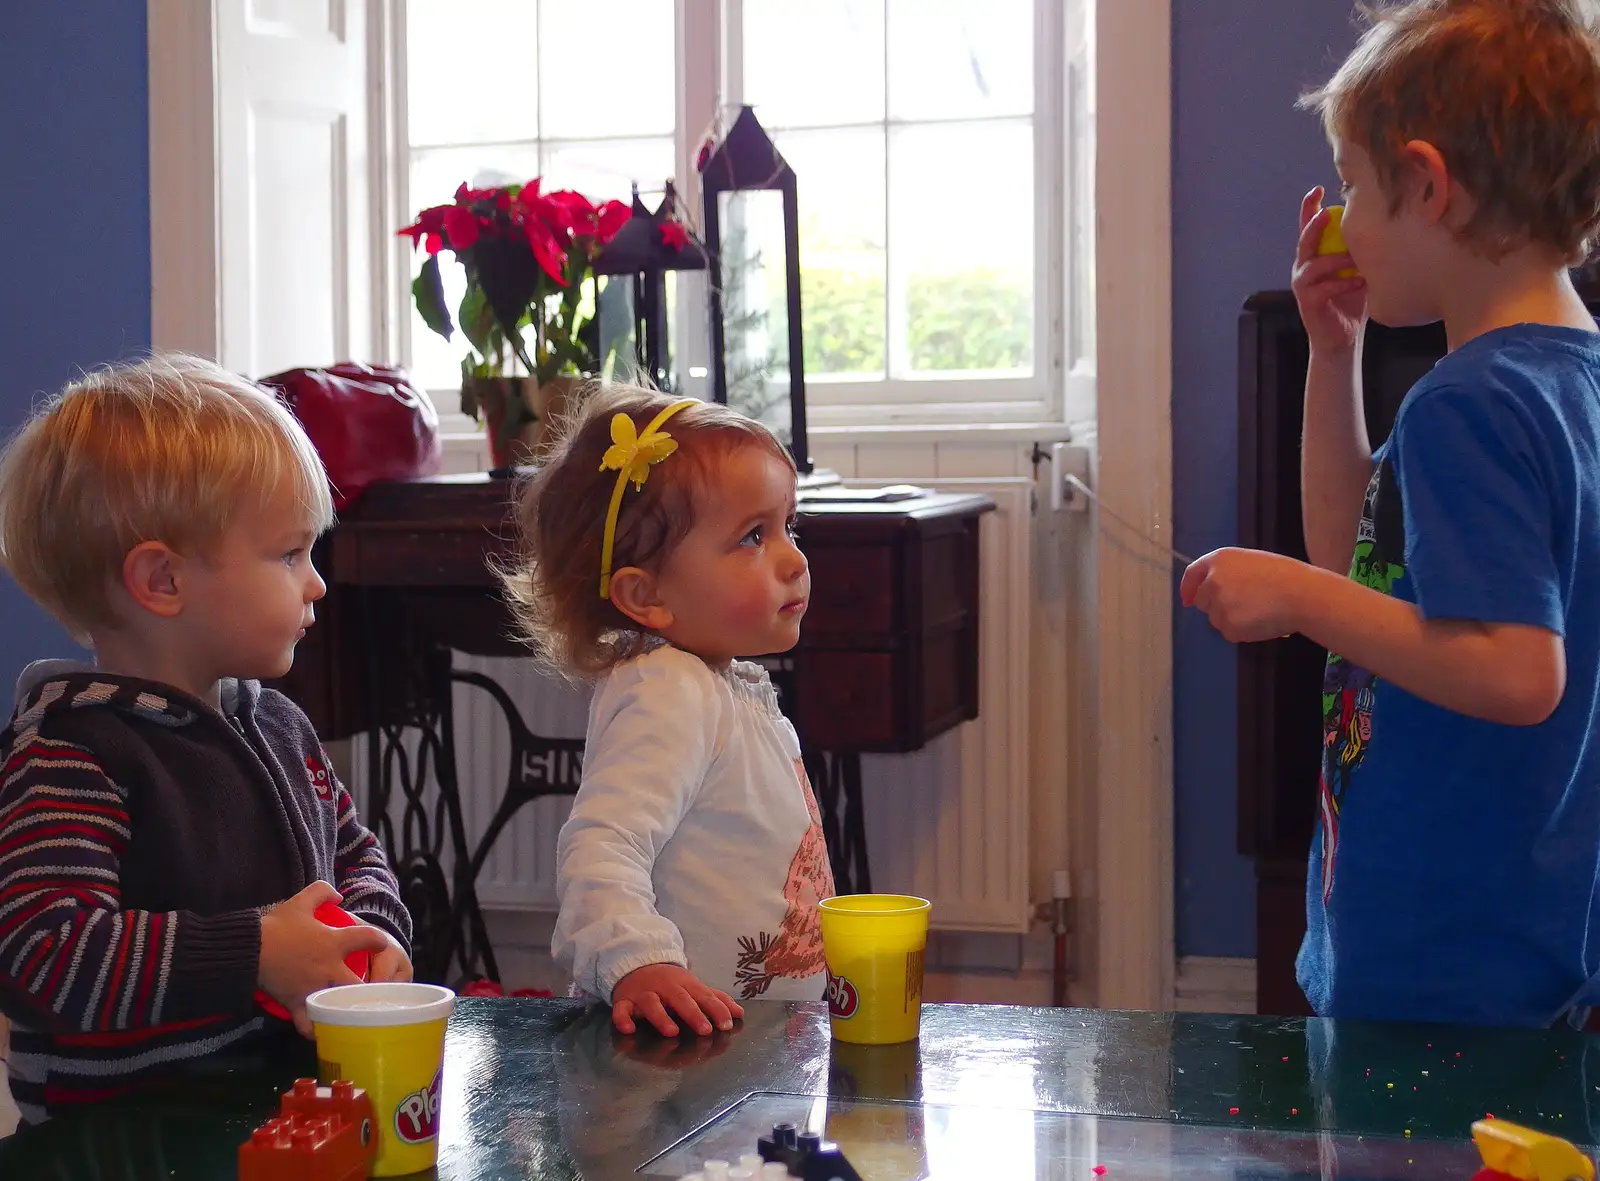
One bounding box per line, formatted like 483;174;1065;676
642;1090;1563;1181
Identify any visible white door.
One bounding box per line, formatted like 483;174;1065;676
214;0;374;377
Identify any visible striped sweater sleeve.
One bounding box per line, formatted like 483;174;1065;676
331;782;412;953
0;735;261;1033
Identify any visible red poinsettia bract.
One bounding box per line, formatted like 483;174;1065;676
399;177;636;287
659;220;690;251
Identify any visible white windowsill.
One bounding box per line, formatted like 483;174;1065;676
811;421;1078;445
441;421;1083;452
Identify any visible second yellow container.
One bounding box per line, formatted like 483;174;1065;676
818;894;931;1044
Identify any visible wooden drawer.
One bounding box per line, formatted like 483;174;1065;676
794;650;900;751
803;545;896;638
333;527;509;587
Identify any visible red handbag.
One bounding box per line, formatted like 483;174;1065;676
261;363;442;511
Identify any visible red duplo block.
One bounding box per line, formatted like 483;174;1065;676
1471;1170;1524;1181
238;1077;376;1181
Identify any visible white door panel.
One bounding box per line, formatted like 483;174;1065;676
216;0;371;377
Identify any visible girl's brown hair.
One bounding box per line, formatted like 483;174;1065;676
500;383;795;680
1300;0;1600;262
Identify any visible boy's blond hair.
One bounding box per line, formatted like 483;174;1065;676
500;383;794;680
0;353;334;638
1301;0;1600;262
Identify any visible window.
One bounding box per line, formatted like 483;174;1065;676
397;0;1087;431
400;0;678;412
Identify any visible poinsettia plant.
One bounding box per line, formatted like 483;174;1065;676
400;180;632;393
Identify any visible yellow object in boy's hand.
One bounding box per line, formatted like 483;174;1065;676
1317;206;1359;279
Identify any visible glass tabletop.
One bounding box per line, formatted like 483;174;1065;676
643;1091;1539;1181
5;1000;1599;1180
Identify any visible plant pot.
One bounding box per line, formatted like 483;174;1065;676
463;376;584;472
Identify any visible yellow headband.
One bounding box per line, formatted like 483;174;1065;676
598;398;698;600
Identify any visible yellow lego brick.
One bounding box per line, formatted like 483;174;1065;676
1473;1119;1595;1181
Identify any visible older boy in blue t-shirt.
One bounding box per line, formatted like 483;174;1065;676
1183;0;1600;1027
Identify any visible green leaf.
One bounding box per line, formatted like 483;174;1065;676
459;284;497;361
413;255;454;341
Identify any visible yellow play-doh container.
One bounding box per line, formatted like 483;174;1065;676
306;982;455;1177
818;894;930;1045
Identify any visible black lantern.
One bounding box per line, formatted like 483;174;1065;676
700;106;810;473
593;181;708;393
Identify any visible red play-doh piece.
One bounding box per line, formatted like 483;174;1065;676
255;903;372;1022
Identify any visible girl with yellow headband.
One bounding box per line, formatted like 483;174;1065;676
501;384;835;1037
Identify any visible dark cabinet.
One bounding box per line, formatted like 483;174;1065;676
1238;293;1451;1015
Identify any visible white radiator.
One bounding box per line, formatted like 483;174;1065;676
354;477;1035;933
855;477;1034;933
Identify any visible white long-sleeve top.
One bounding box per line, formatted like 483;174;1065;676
552;645;835;1003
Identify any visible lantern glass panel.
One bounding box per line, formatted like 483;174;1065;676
596;276;638;382
716;189;793;449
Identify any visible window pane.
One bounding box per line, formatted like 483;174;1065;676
743;0;885;129
887;0;1033;121
540;1;674;139
406;1;539;147
889;120;1032;376
409;144;542;210
408;245;471;394
773;129;887;380
541;136;675;203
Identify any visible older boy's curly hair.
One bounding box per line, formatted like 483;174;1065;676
1301;0;1600;262
499;384;794;680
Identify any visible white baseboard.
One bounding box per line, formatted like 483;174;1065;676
1173;956;1257;1015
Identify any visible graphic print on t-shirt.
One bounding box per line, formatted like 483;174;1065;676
1318;457;1407;902
733;759;837;999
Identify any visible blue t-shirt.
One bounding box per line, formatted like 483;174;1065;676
1297;322;1600;1027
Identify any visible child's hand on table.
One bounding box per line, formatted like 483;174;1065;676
258;880;391;1038
611;963;744;1037
1181;547;1317;643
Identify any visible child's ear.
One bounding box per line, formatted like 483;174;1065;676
121;541;185;619
608;566;675;631
1401;139;1454;226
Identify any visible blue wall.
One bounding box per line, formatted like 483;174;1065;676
0;6;150;683
1171;2;1360;957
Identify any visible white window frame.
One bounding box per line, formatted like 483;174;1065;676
379;0;1094;438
